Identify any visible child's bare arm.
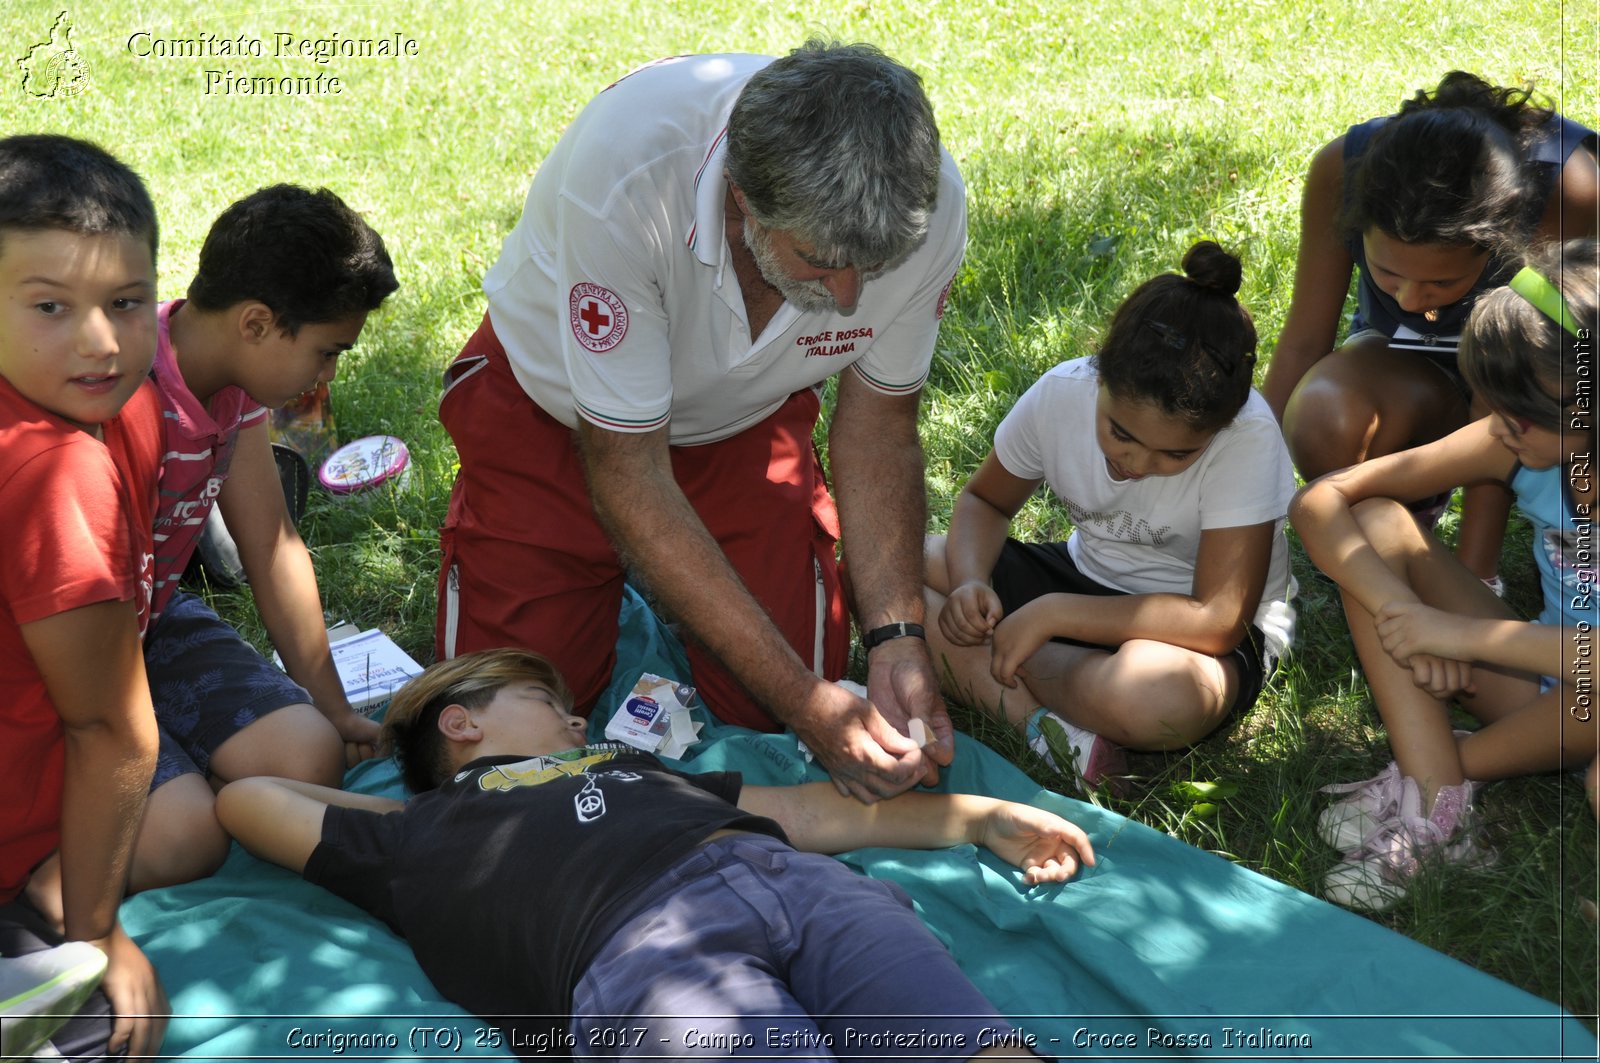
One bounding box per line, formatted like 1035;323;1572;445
990;519;1276;687
940;454;1038;645
22;599;167;1058
217;422;380;761
1291;419;1518;616
1260;138;1352;420
737;782;1094;885
216;776;400;874
1375;602;1563;677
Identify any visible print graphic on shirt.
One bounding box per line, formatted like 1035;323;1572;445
475;748;623;792
1064;499;1173;546
155;473;225;532
571;768;645;824
569;283;629;353
1389;322;1456;353
796;326;873;360
1543;526;1598;594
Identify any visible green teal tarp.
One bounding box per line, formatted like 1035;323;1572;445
121;588;1594;1060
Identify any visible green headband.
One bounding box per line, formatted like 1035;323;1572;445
1508;266;1583;338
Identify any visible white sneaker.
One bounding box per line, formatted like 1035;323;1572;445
1323;776;1487;912
1319;739;1475;854
1318;762;1405;854
0;940;107;1060
1028;711;1128;794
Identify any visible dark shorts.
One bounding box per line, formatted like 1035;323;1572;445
0;898;117;1061
990;538;1271;715
570;834;1019;1060
143;591;310;790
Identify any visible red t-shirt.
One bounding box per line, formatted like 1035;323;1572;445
0;376;162;902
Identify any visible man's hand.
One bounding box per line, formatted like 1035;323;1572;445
93;923;169;1059
866;636;953;787
975;801;1096;885
790;681;927;804
989;598;1056;688
939;581;1003;647
328;708;381;767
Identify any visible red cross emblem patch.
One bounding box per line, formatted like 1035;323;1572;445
569;282;628;353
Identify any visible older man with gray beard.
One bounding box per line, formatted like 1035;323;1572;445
436;40;967;802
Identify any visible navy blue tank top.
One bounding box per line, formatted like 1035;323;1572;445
1343;110;1596;359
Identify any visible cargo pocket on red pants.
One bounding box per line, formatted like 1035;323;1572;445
810;463;848;681
436;522;461;660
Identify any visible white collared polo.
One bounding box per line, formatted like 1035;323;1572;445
481;52;967;446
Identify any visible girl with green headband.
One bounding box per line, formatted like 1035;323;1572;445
1291;238;1597;912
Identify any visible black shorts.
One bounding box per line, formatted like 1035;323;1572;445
989;538;1272;715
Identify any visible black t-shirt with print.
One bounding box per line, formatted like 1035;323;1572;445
304;745;785;1029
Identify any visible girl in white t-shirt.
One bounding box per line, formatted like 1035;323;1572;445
924;242;1296;791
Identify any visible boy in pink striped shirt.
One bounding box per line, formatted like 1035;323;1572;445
135;185;396;889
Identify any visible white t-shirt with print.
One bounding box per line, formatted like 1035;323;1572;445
993;358;1296;631
481;53;967;446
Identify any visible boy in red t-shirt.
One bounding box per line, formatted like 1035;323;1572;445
0;134;169;1060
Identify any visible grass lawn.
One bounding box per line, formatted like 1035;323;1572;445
6;0;1596;1026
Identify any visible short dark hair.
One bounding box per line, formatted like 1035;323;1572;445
1093;241;1258;433
1341;71;1554;255
381;648;576;794
0;134;158;261
186;184;397;335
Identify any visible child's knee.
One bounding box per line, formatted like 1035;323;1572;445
1350;496;1426;552
1284;380;1376;473
210;703;345;787
923;534;950;591
1098;642;1227;749
133;775;229;891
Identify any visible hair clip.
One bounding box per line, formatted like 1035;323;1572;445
1508;267;1582;338
1145;319;1188;349
1145;319;1256;376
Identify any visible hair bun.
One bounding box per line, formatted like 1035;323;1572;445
1181;240;1242;297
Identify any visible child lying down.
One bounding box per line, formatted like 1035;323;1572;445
217;648;1096;1060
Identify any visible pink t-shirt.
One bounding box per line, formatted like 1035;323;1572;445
149;299;267;618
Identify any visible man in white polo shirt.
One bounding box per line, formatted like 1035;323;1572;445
436;41;966;801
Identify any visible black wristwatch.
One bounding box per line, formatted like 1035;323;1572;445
861;622;926;652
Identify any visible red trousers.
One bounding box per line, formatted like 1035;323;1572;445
436;314;849;729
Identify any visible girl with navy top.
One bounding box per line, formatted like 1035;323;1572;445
923;242;1297;792
1292;239;1598;912
1262;72;1598;589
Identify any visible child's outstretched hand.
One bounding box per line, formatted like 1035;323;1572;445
976;801;1096;885
940;580;1004;646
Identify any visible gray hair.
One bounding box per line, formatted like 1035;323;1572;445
726;39;941;267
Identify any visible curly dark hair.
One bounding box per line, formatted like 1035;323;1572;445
1340;71;1555;255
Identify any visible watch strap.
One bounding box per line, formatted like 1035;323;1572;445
862;622;926;651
